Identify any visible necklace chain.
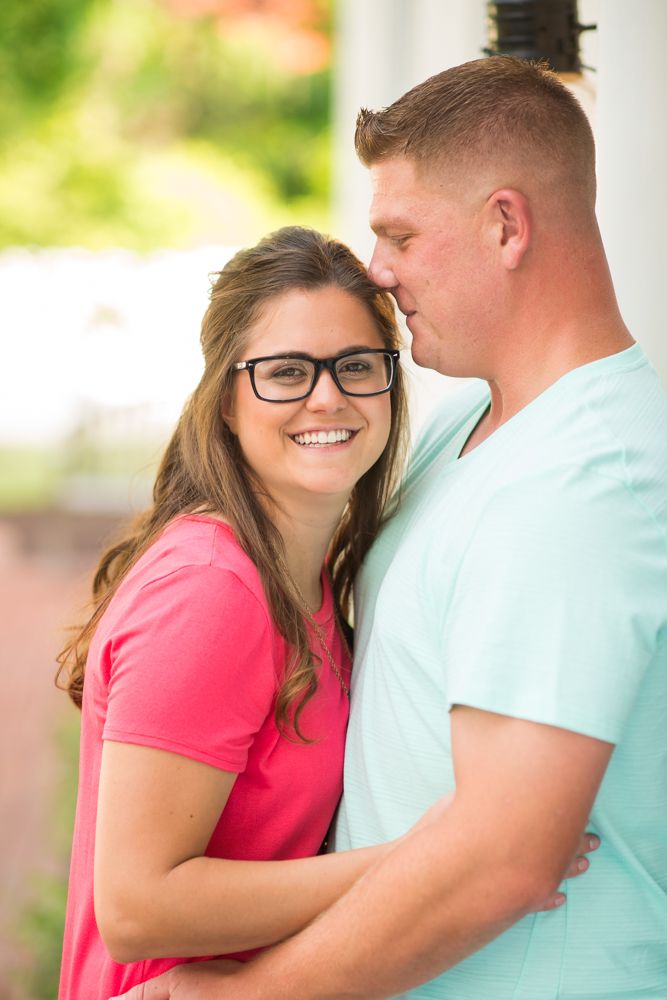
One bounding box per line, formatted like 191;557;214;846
276;554;351;697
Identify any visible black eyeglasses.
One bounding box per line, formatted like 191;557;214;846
233;349;400;402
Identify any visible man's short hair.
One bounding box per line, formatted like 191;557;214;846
355;56;596;213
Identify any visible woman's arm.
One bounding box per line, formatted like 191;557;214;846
94;741;395;964
95;741;595;967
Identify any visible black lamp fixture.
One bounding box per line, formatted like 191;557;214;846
484;0;597;75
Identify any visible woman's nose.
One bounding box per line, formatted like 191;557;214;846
305;368;346;411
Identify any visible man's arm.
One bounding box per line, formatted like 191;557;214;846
119;707;612;1000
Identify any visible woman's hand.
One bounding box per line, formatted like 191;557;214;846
533;830;600;911
110;959;241;1000
402;793;601;912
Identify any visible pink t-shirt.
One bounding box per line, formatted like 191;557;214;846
59;516;351;1000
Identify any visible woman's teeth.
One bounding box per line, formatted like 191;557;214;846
293;429;353;447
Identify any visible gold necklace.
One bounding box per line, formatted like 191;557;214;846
277;554;351;697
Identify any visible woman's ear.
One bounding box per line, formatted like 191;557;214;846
485;188;532;271
221;392;237;434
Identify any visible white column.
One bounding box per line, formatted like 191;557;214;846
595;0;667;385
333;0;485;263
332;1;487;435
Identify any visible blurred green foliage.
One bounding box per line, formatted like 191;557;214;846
0;0;332;250
105;2;331;204
0;0;99;132
0;428;167;512
18;876;69;1000
0;447;60;510
16;712;81;1000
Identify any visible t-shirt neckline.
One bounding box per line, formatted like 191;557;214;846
446;342;646;472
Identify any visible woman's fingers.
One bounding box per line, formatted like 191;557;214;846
530;833;600;913
563;832;600;880
564;854;589;880
109;968;175;1000
110;960;242;1000
534;892;568;912
578;832;601;857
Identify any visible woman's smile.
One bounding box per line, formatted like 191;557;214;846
291;428;357;448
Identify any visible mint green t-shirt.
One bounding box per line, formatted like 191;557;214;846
334;345;667;999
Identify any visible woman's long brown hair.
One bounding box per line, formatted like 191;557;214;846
55;226;409;740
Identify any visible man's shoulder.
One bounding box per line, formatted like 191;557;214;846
414;379;490;452
406;380;489;481
536;347;667;523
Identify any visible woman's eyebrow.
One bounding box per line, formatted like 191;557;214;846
269;345;380;360
335;344;378;356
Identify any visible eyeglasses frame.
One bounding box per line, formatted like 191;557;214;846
232;348;400;402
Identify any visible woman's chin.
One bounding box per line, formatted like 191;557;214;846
274;471;358;505
301;477;357;500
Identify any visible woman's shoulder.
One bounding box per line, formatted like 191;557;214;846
121;515;268;611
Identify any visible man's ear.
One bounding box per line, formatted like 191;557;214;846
221;392;237;435
485;188;532;271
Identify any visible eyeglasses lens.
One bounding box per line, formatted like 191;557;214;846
335;353;392;395
253;353;393;401
253;358;315;400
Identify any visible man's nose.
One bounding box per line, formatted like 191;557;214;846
368;245;398;290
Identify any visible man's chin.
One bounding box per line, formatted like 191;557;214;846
409;334;439;372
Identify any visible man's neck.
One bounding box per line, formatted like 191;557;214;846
459;234;634;457
460;315;634;457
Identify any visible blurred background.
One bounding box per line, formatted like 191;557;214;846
0;1;665;996
1;2;332;996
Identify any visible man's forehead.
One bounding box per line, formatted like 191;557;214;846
369;163;457;233
370;157;421;195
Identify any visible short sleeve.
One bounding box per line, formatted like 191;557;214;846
443;465;667;743
102;565;278;771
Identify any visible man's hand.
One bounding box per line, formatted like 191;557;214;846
110;960;241;1000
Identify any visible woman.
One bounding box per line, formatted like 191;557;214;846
56;227;596;1000
56;226;410;1000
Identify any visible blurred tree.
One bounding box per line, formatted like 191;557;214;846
113;4;331;203
0;0;102;139
0;0;332;249
16;714;81;1000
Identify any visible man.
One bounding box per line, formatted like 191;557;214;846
120;57;667;999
